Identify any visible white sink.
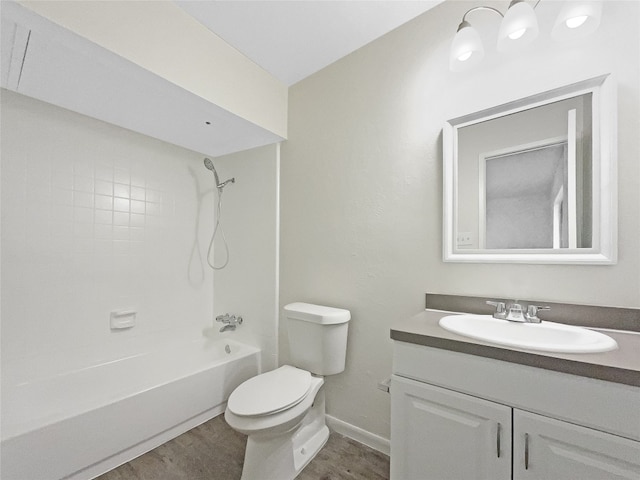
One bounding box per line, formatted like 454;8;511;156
439;314;618;353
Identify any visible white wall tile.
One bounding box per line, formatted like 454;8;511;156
130;186;145;201
113;197;130;212
113;183;130;199
1;91;215;380
95;164;114;181
113;212;130;226
95;194;113;211
73;176;94;193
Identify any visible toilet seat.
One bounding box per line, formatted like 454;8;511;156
227;365;312;417
225;375;324;438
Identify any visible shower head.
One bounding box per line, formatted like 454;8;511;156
203;157;221;187
203;158;235;191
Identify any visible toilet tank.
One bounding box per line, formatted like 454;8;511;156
284;302;350;376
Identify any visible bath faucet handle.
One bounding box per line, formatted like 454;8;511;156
525;305;550;323
216;313;243;332
486;300;506;319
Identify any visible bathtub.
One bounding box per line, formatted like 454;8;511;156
1;338;260;480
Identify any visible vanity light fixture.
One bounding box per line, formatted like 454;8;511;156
450;0;603;72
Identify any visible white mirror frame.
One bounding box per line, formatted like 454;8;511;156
443;74;617;264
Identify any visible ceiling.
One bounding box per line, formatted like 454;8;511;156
174;0;445;86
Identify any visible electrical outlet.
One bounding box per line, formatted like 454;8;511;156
457;232;473;246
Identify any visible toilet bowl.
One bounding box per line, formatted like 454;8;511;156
224;302;351;480
225;366;328;480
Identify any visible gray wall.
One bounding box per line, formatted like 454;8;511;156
280;0;640;443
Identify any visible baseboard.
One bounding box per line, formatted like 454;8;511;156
326;415;390;456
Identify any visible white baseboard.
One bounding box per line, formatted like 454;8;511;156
326;415;390;456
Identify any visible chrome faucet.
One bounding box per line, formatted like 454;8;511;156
486;300;550;323
216;313;243;332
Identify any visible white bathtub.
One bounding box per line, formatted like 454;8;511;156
1;338;260;480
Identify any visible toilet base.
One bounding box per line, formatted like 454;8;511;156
239;388;329;480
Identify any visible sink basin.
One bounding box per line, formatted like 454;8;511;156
439;314;618;353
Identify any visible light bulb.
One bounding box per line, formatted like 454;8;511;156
566;15;588;29
508;28;527;40
457;51;473;62
552;1;602;41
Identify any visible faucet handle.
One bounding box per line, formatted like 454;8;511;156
526;304;550;316
486;300;506;318
525;305;550;323
486;300;506;311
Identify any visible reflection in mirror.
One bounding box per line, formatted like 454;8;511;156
443;75;616;264
485;142;569;249
458;95;592;250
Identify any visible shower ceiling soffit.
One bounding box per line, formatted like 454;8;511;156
2;1;286;157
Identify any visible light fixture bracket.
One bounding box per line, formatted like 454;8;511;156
456;20;470;32
461;6;504;23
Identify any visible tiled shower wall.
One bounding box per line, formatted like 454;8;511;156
1;90;215;379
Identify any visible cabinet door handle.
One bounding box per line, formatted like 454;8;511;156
524;433;530;470
496;422;501;458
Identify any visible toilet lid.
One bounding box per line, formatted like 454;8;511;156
228;365;312;417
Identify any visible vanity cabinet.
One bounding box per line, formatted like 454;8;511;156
392;376;511;480
513;410;640;480
391;342;640;480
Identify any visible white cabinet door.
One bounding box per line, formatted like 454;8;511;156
391;375;511;480
514;409;640;480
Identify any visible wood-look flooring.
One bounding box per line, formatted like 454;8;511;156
96;415;389;480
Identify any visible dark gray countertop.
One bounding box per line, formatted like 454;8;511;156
391;309;640;387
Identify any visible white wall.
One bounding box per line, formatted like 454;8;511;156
211;145;280;372
280;0;639;444
1;90;215;382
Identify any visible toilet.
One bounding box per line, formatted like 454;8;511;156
225;302;351;480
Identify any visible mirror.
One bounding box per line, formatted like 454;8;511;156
443;75;617;264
